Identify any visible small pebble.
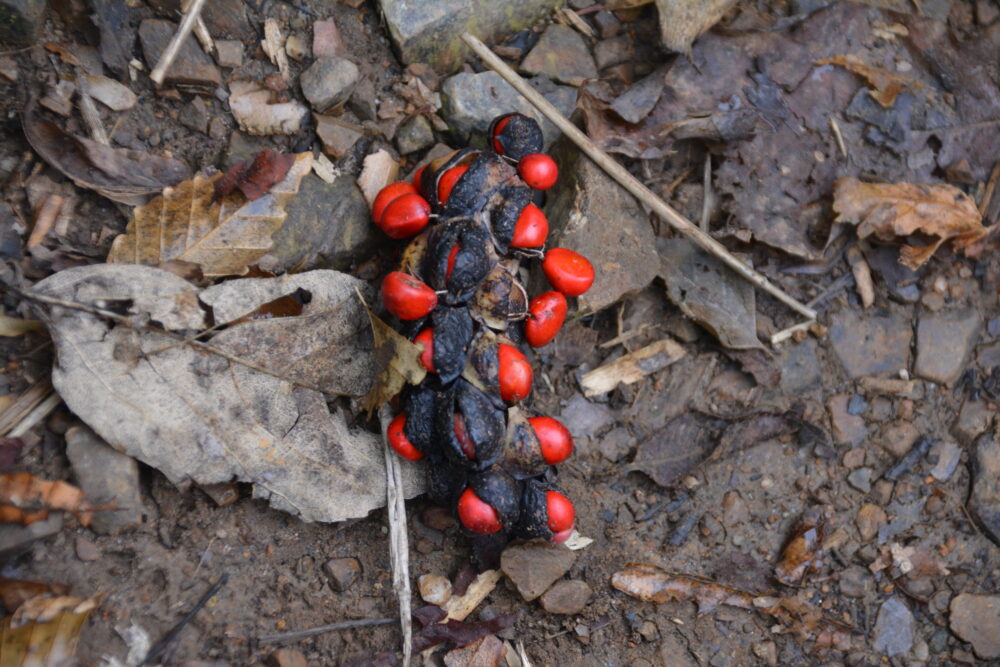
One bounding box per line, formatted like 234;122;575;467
75;535;100;562
418;573;452;606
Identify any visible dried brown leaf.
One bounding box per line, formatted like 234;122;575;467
357;150;400;207
0;594;99;667
443;635;506;667
0;473;93;527
108;152;312;277
359;296;427;415
580;338;686;397
774;511;827;586
833;177;987;269
0;579;69;613
818;54;922;108
214;149;296;202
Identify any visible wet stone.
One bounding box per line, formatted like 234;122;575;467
828;309;912;378
520;24;597;86
827;394;867;446
312;19;345;58
314;115;363;159
395;114;435;155
0;0;45;46
301;57;359;113
323;557;361;592
969;433;1000;544
139;19;221;90
540;579;592;614
872;597;914;657
847;467;873;493
66;425;143;534
950;594;1000;659
501;541;576;601
838;565;871;598
952;398;994;444
914;308;982;385
179;97;210;134
593;35;635;71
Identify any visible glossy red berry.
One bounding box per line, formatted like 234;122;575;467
528;416;574;465
517;153;558;190
372;181;417;223
381;271;438;320
412;165;427;187
457;487;501;533
453;413;475;459
378;192;431;239
497;343;533;402
510;203;548;248
542;248;595;297
414;328;435;372
446;244;459;280
437;164;470;204
524;291;567;347
491;114;514;154
387;413;424;461
546;490;575;535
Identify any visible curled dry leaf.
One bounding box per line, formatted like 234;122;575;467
818;54;922;108
833;177;988;269
214;149;296;201
0;594;99;667
0;473;94;527
580;338;686;397
774;510;827;586
0;578;70;612
359;297;427;415
34;264;424;523
22;108;190;206
108;152;312;277
229;80;308;135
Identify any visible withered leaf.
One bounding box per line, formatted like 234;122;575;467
0;594;99;666
225;287;311;325
359;297;427;415
412;614;515;653
774;511;827;586
108;152;312;277
818;54;922;108
0;579;70;613
22;109;190;206
581;338;686;397
0;473;94;527
214;149;296;202
833;177;988;269
442;635;506;667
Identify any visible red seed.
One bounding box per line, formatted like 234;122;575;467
381;271;438;320
497;343;533;402
524;291;567;347
378;192;431;239
491;114;514;154
412;164;427;188
517;153;558;190
414;328;435;373
453;413;475;459
528;416;574;465
387;413;423;461
510;203;549;248
542;248;595;297
545;490;575;534
372;181;417;223
437;164;470;204
552;527;573;543
446;244;459;280
457;487;501;533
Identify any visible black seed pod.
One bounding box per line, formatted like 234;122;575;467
467;466;521;529
442;152;513;218
472;261;526;331
466;331;501;401
489;113;544;160
430;306;474;384
486;185;532;252
401;384;436;456
498;408;546;479
436;379;505;468
425;219;495;305
513;479;562;540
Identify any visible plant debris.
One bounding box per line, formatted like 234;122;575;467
0;594;100;666
0;473;94;527
214;149;296;202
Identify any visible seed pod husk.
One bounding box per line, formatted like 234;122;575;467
486;185;531;253
425;219;495;305
489;113;544;161
436;379;505;468
498;407;546;479
472;260;526;331
401;384;437;455
430;306;474;384
467;465;521;529
442;152;518;218
466;330;501;400
514;479;563;540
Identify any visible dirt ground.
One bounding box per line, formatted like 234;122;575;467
1;0;999;665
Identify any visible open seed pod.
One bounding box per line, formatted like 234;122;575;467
401;384;438;456
489;113;544;160
435;379;506;468
498;407;547;479
425;218;497;305
471;260;527;331
442;152;520;219
514;479;575;542
429;306;474;384
484;185;532;253
465;465;522;531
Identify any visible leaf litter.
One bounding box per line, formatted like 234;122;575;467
0;594;100;667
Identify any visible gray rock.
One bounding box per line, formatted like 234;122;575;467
540;579;592;614
779;339;820;392
314;115;363;159
950;594;1000;659
838;565;871;598
75;535;101;561
395;115;435;155
378;0;559;73
501;541;577;601
269;173;378;273
66;425;144;534
0;0;45;46
440;71;575;148
0;514;62;558
215;39;243;68
828;308;912;378
952;398;994;445
872;597;914;657
827;394;867;446
520;25;597;86
323;557;361;592
970;432;1000;545
929;440;961;481
179;97;210;134
558;394;615;440
301;57;359;113
914;308;982;385
847;467;873;493
593;34;634;71
139;19;220;90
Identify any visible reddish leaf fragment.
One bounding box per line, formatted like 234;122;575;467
412;613;516;653
227;288;312;326
774;510;827;586
0;577;69;612
215;149;296;202
0;438;23;470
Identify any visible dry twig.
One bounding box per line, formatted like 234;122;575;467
380;405;412;666
258;617;396;644
150;0;208;86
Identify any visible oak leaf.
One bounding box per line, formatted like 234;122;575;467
108;152;312;276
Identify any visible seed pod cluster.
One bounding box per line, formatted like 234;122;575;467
375;114;594;544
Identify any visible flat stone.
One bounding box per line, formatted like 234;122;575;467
594;11;622;38
720;490;750;526
441;71;576;148
593;34;635;71
970;433;1000;545
179;97;210;134
929;441;961;481
323;557;361;592
66;425;143;534
976;340;1000;368
828;309;912;378
847;467;873;493
501;541;576;601
855;503;886;542
540;579;592;614
0;0;46;47
215;39;243;68
879;421;920;458
139;19;220;91
395;114;435;155
520;25;597;86
952;398;995;445
827;394;867;446
268;648;307;667
950;594;1000;659
269;173;378;273
914;308;982;385
872;597;914;657
75;535;100;562
558;394;615;440
301;57;359;113
0;514;62;558
313;19;345;58
314;115;364;159
779;339;820;392
378;0;559;73
201;0;251;38
838;565;871;598
543;140;660;313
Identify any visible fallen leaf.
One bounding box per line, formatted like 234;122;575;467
654;0;738;54
0;473;94;527
0;594;99;666
214;149;296;202
108;152;312;277
443;635;506;667
818;54;922;108
359;298;427;415
833;177;988;269
357;149;400;207
34;264;424;523
774;510;827;586
82;74;137;111
580;338;686;397
229;80;308;136
0;579;69;613
225;287;311;325
412;614;516;653
442;570;502;622
22;108;191;206
0;317;43;338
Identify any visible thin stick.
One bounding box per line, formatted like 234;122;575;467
76;72;110;145
9;393;61;438
0;380;53;436
380;406;412;666
27;194;64;248
142;574;228;665
461;33;817;322
258;617;397;644
979;161;1000;218
150;0;208;86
